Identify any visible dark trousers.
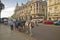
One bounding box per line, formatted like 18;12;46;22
10;25;13;30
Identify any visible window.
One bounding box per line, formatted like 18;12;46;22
54;6;58;12
49;8;52;12
49;0;52;2
36;2;38;8
54;15;58;16
31;6;32;8
55;6;57;9
49;7;55;13
42;9;45;11
30;6;32;11
54;6;57;11
49;0;55;5
49;8;52;10
49;0;52;4
36;2;38;13
55;0;60;4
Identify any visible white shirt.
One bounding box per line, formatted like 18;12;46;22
9;21;14;25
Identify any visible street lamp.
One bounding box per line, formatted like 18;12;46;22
0;0;5;18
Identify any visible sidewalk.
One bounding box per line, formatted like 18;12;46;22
0;24;36;40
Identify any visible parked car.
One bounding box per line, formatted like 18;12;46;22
54;21;60;25
53;20;58;24
36;20;43;23
43;20;54;24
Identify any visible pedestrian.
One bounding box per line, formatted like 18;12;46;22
15;20;19;30
15;19;21;31
9;20;14;31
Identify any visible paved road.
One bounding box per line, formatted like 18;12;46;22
0;24;36;40
0;24;60;40
32;23;60;40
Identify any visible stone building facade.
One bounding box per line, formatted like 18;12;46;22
12;0;47;20
47;0;60;20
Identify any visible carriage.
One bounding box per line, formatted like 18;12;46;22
17;20;35;36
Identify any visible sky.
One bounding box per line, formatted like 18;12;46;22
1;0;45;18
1;0;29;18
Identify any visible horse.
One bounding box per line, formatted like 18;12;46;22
24;20;35;36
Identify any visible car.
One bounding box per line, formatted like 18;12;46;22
53;20;58;24
36;20;43;23
43;20;54;24
54;21;60;25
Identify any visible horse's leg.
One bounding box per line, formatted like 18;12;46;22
29;24;32;37
25;26;29;34
24;25;27;32
24;25;27;33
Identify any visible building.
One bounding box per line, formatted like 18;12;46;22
12;0;47;20
47;0;60;20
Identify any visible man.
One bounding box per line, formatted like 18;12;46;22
9;20;14;31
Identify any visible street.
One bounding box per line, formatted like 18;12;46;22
0;0;60;40
32;23;60;40
0;24;36;40
0;24;60;40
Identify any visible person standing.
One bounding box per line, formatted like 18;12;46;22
9;20;14;31
15;19;19;30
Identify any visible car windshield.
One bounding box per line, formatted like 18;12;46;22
57;21;60;23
